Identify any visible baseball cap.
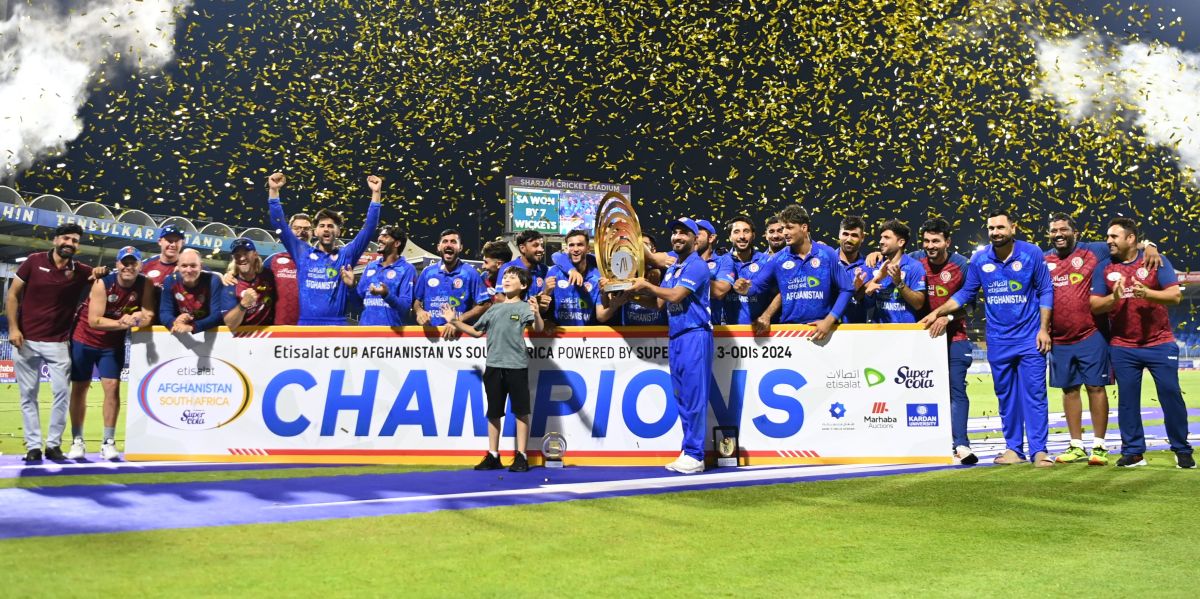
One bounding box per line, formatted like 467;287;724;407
158;224;185;239
668;217;699;236
115;246;142;263
230;237;257;254
695;219;717;236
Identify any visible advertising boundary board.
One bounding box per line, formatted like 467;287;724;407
127;324;953;466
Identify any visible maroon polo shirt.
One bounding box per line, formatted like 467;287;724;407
14;251;94;342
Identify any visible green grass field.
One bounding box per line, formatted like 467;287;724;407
1;374;1198;596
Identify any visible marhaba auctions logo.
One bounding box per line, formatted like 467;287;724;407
137;357;252;431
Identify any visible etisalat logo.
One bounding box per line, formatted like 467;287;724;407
825;367;886;389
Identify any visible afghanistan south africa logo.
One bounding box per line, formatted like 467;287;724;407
137;357;252;431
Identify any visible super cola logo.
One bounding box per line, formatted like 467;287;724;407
894;366;935;389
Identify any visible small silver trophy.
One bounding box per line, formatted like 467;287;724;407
542;432;567;468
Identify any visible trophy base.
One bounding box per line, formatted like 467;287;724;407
545;459;564;468
603;282;633;292
716;457;739;468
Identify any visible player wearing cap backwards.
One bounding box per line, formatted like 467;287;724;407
139;223;187;325
266;172;381;325
221;238;277;328
921;209;1054;467
66;246;148;460
718;215;773;325
1044;214;1161;466
6;224;104;463
545;229;602;326
733;205;852;341
341;225;416;326
159;249;226;335
265;212;313;326
1091;217;1193;469
694;219;736;325
627;217;714;474
414;228;492;340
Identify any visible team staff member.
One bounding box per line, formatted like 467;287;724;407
67;246;147;461
862;220;926;323
734;205;852;341
221;238;277;328
267;172;382;325
546;229;602;326
342;225;416;326
265;212;314;326
1091;217;1193;469
719;216;773;325
140;223;186;324
6;224;100;463
921;210;1054;467
695;219;736;324
628;217;714;475
916;218;976;465
159;249;225;334
413;228;491;339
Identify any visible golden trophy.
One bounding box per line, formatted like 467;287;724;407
594;191;646;292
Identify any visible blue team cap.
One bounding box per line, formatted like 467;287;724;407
668;217;699;236
115;246;142;263
230;237;257;254
695;219;717;236
158;224;185;239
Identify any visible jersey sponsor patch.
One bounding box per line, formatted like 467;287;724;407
982;264;997;273
1047;262;1057;271
557;279;570;289
428;278;440;287
584;282;594;292
453;278;463;289
1107;271;1122;282
1137;267;1149;279
708;262;716;270
749;263;760;273
940;271;951;282
1071;256;1083;268
366;269;376;277
309;252;319;260
1012;261;1022;272
147;269;161;279
782;260;796;270
107;294;119;303
386;270;396;279
810;258;821;268
276;257;291;265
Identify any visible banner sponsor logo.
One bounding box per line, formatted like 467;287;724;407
137;357;253;431
906;403;939;427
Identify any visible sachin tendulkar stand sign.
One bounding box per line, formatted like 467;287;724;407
126;325;951;465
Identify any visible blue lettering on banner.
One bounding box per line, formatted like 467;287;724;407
379;370;436;436
321;370;378;436
262;369;316;437
622;370;678;438
257;366;809;439
906;403;939;427
752;370;808;438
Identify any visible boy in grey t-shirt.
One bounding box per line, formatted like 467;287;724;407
442;266;545;472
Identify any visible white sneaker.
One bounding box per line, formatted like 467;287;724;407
100;440;120;461
664;451;688;471
667;455;705;474
955;445;978;465
66;438;86;460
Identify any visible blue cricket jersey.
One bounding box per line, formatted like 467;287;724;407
268;197;380;325
356;257;417;326
746;243;852;324
951;240;1053;345
840;253;870;324
867;253;927;323
546;263;602;325
705;252;737;324
499;257;548;297
662;251;713;338
415;260;491;326
720;250;773;324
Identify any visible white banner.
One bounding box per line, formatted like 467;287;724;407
127;324;951;465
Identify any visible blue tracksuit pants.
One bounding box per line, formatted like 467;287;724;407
1111;342;1193;456
988;341;1048;459
669;329;713;461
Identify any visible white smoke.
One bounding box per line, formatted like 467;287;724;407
1034;34;1200;183
0;0;191;180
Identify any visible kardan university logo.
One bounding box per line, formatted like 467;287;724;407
137;357;253;430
